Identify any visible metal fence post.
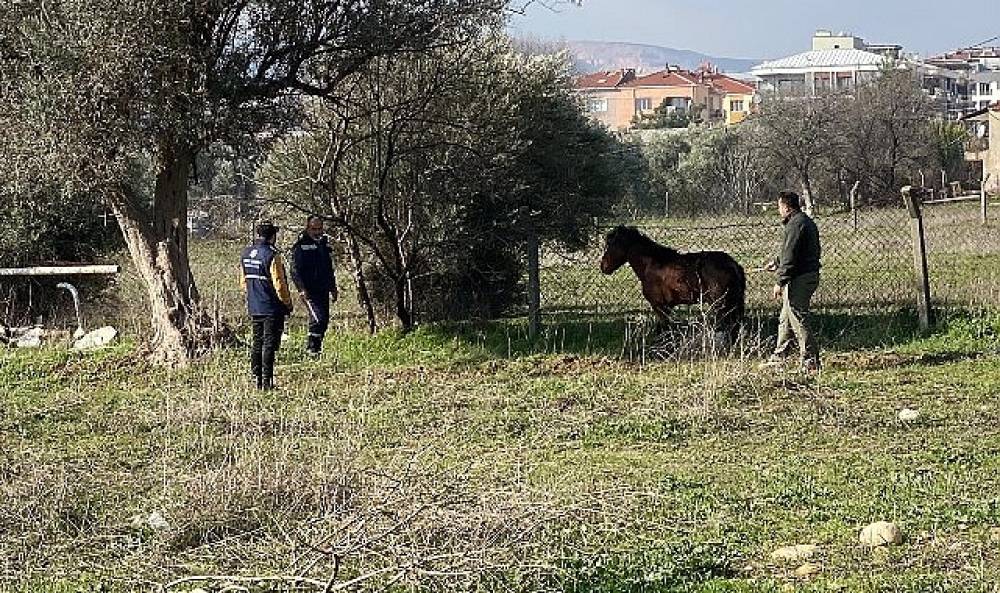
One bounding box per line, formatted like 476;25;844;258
901;186;933;331
982;173;991;226
527;232;541;340
850;180;860;232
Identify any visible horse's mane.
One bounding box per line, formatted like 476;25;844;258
610;226;680;261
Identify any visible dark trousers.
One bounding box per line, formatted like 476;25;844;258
304;291;330;353
251;315;284;386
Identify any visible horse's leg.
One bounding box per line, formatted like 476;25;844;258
653;303;673;327
700;289;735;356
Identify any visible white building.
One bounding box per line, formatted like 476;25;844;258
752;29;968;117
752;47;886;94
971;72;1000;111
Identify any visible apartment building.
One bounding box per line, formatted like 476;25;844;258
575;65;755;130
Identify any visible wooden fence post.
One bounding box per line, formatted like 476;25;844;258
526;232;541;340
901;186;933;331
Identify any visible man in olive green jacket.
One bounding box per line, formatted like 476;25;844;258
763;191;822;372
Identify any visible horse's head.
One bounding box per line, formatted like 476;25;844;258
600;226;640;274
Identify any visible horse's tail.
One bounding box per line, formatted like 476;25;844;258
724;257;747;342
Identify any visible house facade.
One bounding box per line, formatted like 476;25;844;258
964;103;1000;194
971;72;1000;111
703;72;757;125
575;66;755;131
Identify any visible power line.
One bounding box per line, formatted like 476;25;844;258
965;35;999;49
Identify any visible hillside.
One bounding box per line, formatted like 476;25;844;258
566;40;760;75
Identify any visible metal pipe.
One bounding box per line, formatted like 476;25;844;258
0;265;120;277
56;282;85;337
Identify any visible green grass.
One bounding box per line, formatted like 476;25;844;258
2;311;1000;592
5;205;999;591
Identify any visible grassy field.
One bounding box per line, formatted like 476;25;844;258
3;308;1000;592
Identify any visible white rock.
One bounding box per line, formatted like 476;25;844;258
794;562;822;578
130;510;170;531
898;408;920;422
146;510;170;531
770;544;819;561
859;521;903;546
73;327;87;340
72;326;118;350
15;327;44;348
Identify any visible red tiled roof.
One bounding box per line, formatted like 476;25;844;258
704;73;756;95
575;70;635;89
624;69;700;88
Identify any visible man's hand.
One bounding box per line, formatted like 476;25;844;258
772;284;783;301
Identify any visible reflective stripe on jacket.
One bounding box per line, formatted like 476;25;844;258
240;240;293;316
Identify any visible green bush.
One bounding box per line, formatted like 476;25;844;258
0;186;120;267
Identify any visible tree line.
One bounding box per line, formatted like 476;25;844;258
632;69;970;217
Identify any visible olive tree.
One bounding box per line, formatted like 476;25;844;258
260;37;628;331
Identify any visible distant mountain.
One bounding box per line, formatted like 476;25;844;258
564;40;761;75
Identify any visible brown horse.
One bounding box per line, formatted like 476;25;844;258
600;226;746;340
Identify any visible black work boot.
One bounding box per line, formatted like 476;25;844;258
306;335;321;356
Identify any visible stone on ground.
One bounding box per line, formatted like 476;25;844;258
794;562;822;578
770;544;819;561
860;521;903;546
72;326;118;350
14;327;44;348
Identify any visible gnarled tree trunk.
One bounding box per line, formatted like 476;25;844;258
109;143;226;366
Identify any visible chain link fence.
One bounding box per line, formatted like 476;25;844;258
536;200;1000;319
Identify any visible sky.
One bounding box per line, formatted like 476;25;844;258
509;0;998;60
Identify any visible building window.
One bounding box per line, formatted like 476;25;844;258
635;98;653;111
588;98;608;113
729;100;745;112
665;97;689;111
814;73;833;91
979;82;993;96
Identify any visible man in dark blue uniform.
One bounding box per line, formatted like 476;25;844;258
291;216;338;355
240;222;294;390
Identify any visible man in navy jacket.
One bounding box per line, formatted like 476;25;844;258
240;222;293;390
291;216;339;355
